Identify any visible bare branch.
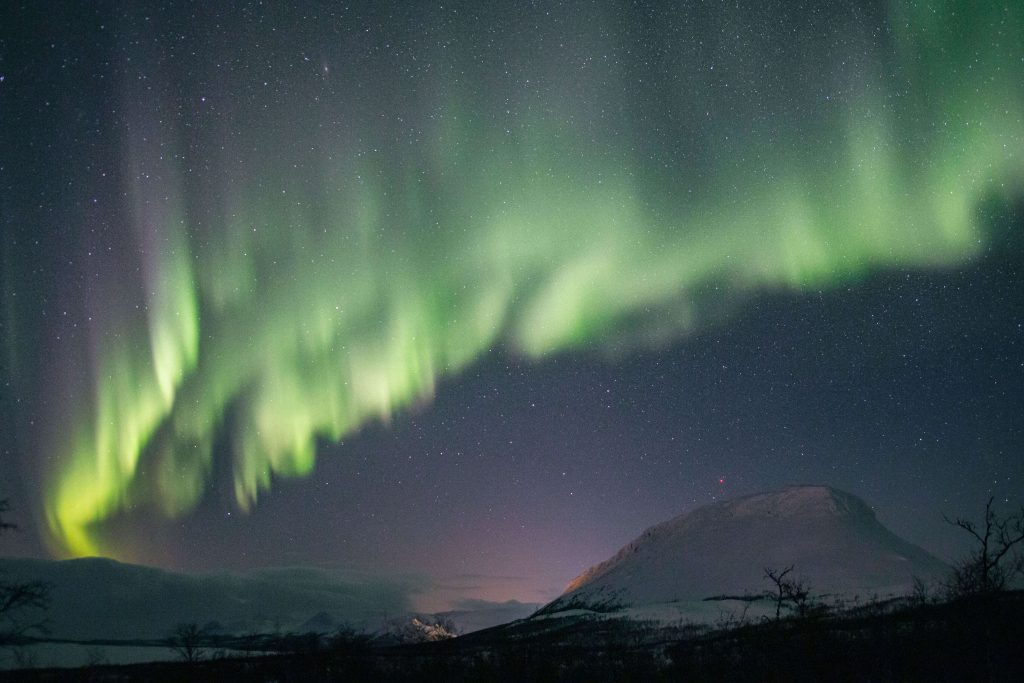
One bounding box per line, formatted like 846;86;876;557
764;565;801;621
0;499;52;648
0;500;17;534
945;498;1024;596
763;565;794;583
989;518;1024;566
167;622;208;663
943;513;985;545
0;581;49;620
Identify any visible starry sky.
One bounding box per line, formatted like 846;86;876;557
1;0;1022;609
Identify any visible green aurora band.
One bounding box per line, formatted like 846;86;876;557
39;1;1023;558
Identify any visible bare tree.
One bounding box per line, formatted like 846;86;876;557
909;575;933;606
0;500;50;649
764;565;810;620
83;646;108;668
0;500;16;534
168;622;207;663
943;497;1024;596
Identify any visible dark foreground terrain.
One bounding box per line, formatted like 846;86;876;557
6;592;1024;682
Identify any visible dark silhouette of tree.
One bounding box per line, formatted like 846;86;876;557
764;565;810;620
168;622;207;663
909;575;933;606
0;499;49;649
943;497;1024;596
0;500;16;534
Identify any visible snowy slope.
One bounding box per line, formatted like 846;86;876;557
540;486;948;614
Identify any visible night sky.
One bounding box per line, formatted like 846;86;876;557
1;1;1022;610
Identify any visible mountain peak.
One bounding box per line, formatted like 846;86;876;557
716;485;875;520
550;485;946;613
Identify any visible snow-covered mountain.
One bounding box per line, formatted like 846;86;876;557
539;486;948;615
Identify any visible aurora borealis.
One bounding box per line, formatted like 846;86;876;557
1;0;1022;602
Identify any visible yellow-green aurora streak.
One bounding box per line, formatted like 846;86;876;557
44;0;1023;557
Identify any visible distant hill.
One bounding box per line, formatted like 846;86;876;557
539;486;949;615
0;557;413;640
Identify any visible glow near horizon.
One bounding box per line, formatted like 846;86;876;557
42;1;1023;558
